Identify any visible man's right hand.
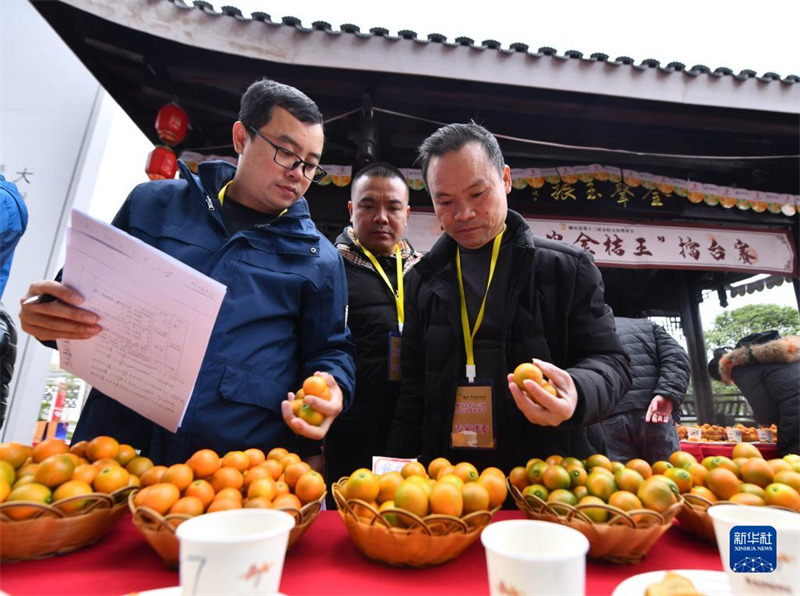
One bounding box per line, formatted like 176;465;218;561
19;280;101;341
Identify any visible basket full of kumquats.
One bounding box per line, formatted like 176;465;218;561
332;458;503;567
508;452;683;564
0;436;137;561
128;446;326;568
666;444;800;542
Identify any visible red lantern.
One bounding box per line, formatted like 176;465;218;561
145;146;177;180
155;103;189;146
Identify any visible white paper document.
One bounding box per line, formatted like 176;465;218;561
58;209;227;432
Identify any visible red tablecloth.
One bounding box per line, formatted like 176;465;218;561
679;441;778;460
0;510;722;596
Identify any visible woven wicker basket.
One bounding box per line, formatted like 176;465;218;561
331;479;496;567
676;493;796;542
509;482;682;564
128;489;325;569
0;486;134;562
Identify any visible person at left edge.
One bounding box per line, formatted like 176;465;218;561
324;162;421;487
1;174;28;429
18;78;356;465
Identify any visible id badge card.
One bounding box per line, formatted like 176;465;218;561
450;379;495;449
387;331;402;382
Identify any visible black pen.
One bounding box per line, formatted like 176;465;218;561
22;294;58;306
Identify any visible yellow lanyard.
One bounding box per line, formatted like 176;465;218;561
218;181;232;205
218;181;287;217
455;227;505;382
357;241;405;332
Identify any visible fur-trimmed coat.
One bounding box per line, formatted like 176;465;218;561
717;336;799;457
717;336;800;384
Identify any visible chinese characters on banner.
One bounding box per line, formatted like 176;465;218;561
405;212;796;275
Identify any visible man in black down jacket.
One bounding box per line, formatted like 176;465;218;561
598;317;689;463
709;333;799;457
324;163;421;486
387;123;631;472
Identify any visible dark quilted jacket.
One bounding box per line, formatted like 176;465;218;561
611;317;689;414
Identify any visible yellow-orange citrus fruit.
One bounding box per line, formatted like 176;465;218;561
0;442;33;469
161;463;194;492
169;496;205;516
377;471;404;503
429;481;463;516
764;483;800;511
302;375;331;400
637;477;677;513
115;444;137;467
729;493;765;506
668;451;697;468
93;465;130;494
625;459;653;479
393;480;429;517
401;461;428;479
294;470;325;504
5;483;53;519
126;456;155;478
478;472;507;508
84;436;119;463
33;454;75;488
32;439;69;463
739;458;775;488
461;481;490;513
513;362;544;389
705;467;742;500
578;495;609;523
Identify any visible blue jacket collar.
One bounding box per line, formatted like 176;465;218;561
181;159;311;220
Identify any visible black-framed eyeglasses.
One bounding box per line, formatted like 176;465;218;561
245;124;327;183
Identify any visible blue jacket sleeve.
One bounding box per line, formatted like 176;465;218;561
297;251;356;411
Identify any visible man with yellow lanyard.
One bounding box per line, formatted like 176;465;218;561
387;123;631;473
324;162;421;487
19;79;355;465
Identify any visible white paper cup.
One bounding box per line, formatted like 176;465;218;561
708;504;800;596
176;508;295;596
481;519;590;596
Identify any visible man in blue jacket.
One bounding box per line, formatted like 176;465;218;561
19;79;355;464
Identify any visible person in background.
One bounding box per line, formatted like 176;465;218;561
0;174;29;299
598;317;689;463
387;122;630;472
324;162;421;487
0;174;28;428
19;78;355;464
709;331;799;457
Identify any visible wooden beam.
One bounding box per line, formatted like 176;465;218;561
679;273;716;424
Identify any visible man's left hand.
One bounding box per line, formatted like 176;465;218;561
507;359;578;426
645;395;674;424
281;371;343;440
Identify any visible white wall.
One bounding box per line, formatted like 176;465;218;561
0;1;110;441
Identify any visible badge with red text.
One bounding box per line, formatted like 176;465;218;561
450;380;495;449
387;331;401;382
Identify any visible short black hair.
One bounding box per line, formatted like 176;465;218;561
707;347;730;381
352;162;407;187
239;78;323;134
416;122;505;190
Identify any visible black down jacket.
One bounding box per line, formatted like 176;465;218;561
611;317;689;414
324;228;420;479
387;210;631;471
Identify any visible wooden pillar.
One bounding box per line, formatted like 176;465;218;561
678;273;715;424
